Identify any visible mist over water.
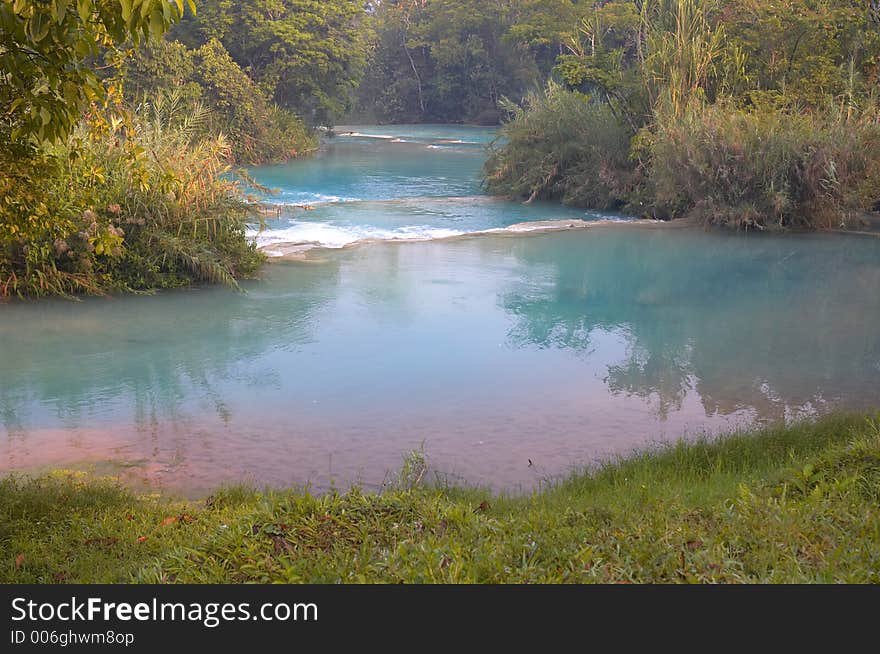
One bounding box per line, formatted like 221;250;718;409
2;126;879;494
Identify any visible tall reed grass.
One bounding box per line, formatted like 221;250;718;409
650;102;880;228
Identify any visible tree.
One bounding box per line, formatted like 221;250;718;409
0;0;191;144
355;0;584;124
169;0;367;125
719;0;880;108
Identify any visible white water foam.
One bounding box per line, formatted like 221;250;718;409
250;216;641;255
258;194;499;211
337;132;395;140
336;131;481;147
250;222;465;253
261;193;362;206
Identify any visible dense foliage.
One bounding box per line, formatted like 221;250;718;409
122;0;370;161
484;84;639;208
1;0;265;299
0;0;191;143
0;91;263;298
168;0;367;126
124;38;317;163
354;0;594;124
5;0;880;300
484;0;880;228
2;0;381;299
651;102;880;228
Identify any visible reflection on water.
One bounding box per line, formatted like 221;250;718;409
501;229;880;421
0;260;342;430
1;226;878;494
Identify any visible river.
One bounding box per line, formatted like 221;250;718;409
1;125;879;495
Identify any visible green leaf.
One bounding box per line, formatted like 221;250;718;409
77;0;92;23
27;12;47;41
54;0;71;24
149;8;162;37
74;37;92;57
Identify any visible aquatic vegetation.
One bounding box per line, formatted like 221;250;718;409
2;415;879;583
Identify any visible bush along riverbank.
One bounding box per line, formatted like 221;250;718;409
483;1;880;230
3;414;879;583
1;92;265;299
1;1;323;300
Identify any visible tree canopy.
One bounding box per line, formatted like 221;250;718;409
354;0;593;124
169;0;367;125
1;0;191;143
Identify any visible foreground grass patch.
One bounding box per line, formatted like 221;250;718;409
2;414;879;583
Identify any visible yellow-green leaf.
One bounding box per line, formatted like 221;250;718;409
77;0;92;23
54;0;71;24
149;8;162;37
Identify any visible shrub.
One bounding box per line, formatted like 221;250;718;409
483;84;641;210
650;102;880;229
0;93;264;299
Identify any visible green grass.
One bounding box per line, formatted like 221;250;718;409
2;414;879;583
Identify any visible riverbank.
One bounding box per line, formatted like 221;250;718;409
3;413;878;583
483;85;880;230
0;103;265;301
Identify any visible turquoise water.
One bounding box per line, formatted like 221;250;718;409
248;125;625;250
2;126;880;494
